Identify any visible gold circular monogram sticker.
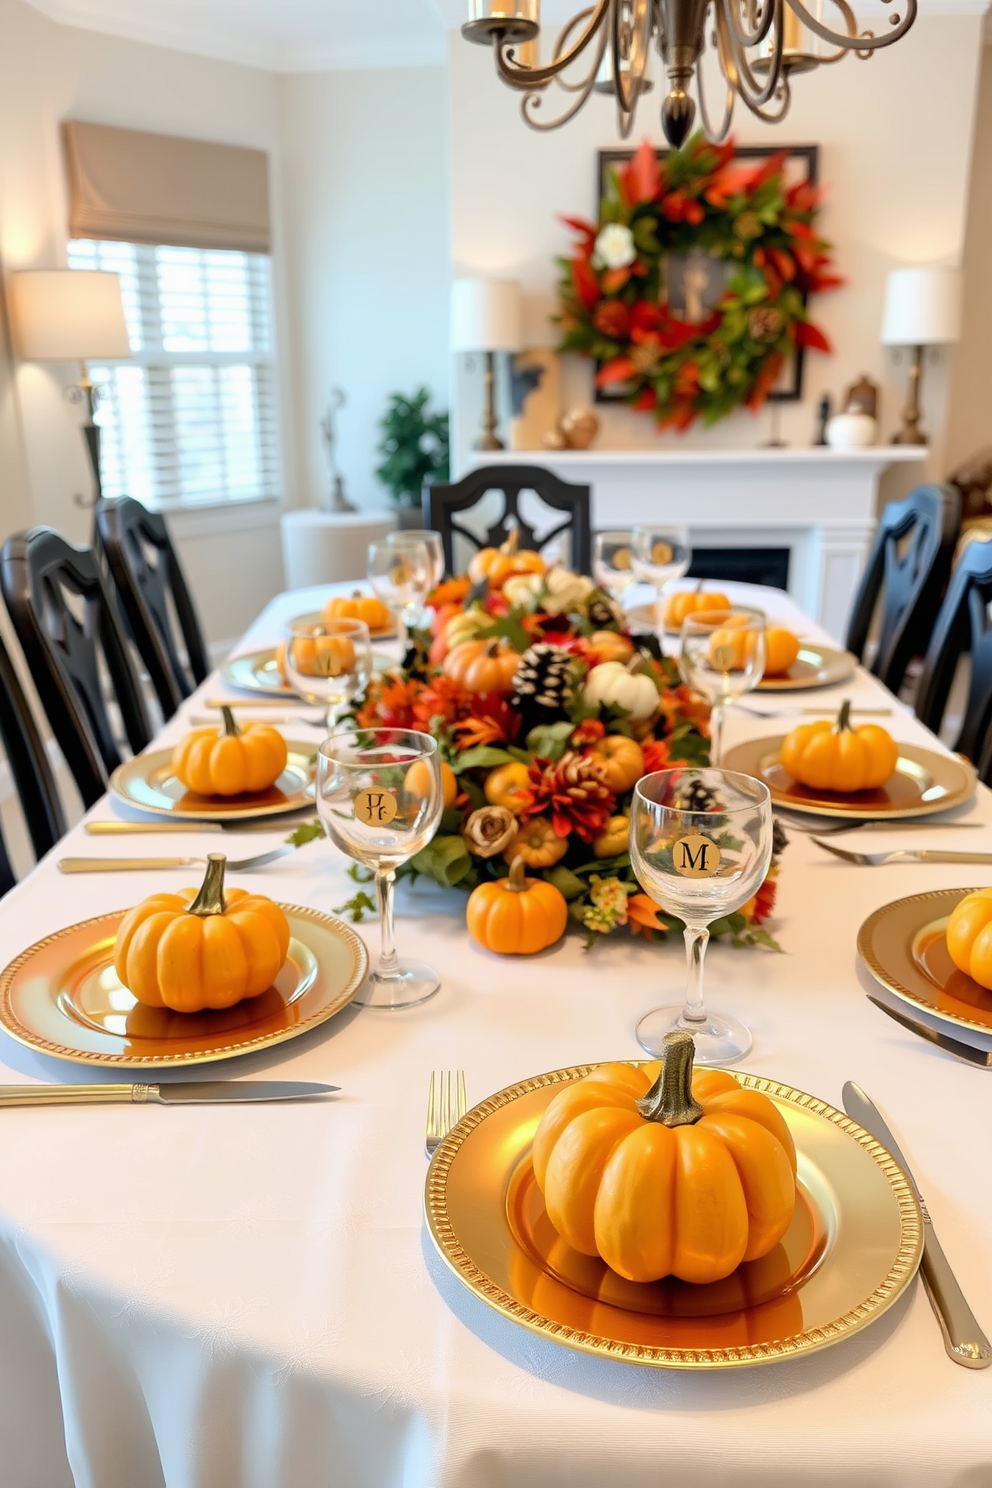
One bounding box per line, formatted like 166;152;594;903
673;833;721;878
354;788;398;826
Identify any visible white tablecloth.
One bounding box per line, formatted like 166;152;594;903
1;583;991;1488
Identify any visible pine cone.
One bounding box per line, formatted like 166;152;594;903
674;777;720;815
511;643;573;732
586;592;624;629
521;751;616;843
772;817;789;856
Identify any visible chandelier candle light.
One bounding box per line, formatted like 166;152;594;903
462;0;917;144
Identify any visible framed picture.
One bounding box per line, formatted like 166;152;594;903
594;144;820;405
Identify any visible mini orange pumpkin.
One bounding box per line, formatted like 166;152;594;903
443;638;520;694
533;1033;797;1284
405;757;458;809
484;761;532;815
502;814;568;868
287;629;356;678
663;585;731;631
172;707;288;797
113;854;291;1013
586;734;644;793
780;698;899;793
468;528;546;590
587;631;635;666
946;888;992;990
764;627;801;677
592;814;630;858
322;591;392;631
466;855;568;954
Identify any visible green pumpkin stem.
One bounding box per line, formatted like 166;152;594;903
188;852;227;917
834;698;853;734
220;705;240;738
507;855;528;893
637;1031;704;1127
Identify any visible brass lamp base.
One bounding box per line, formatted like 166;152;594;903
474;349;506;451
892;344;928;446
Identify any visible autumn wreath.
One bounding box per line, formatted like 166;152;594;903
557;134;841;431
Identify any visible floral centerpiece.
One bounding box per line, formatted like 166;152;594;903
343;536;783;952
557;135;840;431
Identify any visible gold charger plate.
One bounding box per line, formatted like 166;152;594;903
0;904;368;1067
426;1065;922;1370
110;743;317;821
756;645;857;692
859;888;992;1035
296;609;397;642
723;736;977;821
222;647;395;697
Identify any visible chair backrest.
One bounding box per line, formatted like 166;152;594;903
0;629;67;863
0;528;153;809
96;497;209;717
844;484;960;694
914;536;992;763
424;464;592;577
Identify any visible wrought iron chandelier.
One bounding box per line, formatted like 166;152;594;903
462;0;917;145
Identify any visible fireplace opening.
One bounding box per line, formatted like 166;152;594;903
687;547;790;591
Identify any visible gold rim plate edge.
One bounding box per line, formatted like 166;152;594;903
723;737;977;821
425;1064;923;1370
110;744;318;822
858;887;992;1037
756;647;857;692
222;647;395;697
0;904;368;1067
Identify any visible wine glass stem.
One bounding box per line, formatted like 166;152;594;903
375;868;400;978
710;703;724;767
682;924;710;1027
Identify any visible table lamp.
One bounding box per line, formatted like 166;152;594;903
451;278;523;451
8;268;131;500
881;265;962;446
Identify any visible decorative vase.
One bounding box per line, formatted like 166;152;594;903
825;412;877;450
560;407;600;450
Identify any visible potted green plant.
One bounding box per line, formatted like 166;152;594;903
375;388;449;528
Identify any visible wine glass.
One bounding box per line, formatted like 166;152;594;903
679;606;766;767
592;530;635;604
283;617;372;729
317;728;444;1009
631;524;691;629
368;538;433;643
630;768;773;1064
387;528;445;591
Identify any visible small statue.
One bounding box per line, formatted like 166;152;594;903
319;388;356;513
814;393;831;446
844;375;879;420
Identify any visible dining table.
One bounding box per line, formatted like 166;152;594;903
0;577;990;1488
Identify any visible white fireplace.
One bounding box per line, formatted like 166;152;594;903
466;447;927;640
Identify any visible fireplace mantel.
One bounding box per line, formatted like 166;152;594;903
466;446;927;638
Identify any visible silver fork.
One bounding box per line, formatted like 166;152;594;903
426;1070;467;1157
810;837;992;867
58;846;297;873
775;810;983;837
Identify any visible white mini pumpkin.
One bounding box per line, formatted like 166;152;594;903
583;659;659;720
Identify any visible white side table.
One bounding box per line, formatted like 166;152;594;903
280;509;396;589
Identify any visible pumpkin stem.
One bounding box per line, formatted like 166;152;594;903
507;855;529;893
220;706;240;738
485;640;501;658
624;654;644;675
188;852;227;918
834;697;853;734
500;526;520;556
636;1031;704;1127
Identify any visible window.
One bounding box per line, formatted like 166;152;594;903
68;240;280;511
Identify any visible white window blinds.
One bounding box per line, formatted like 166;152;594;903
68;239;280;510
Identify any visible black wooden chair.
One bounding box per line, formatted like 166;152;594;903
96;497;209;718
0;529;153;809
424;464;592;577
845;484;960;695
914;536;992;767
0;630;67;878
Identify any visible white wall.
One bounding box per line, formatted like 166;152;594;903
447;18;984;506
278;66;451;513
946;41;992;476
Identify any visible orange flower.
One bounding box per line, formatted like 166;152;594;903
741;875;778;924
453;715;505;748
355;675;422;730
571;718;606;747
627;893;664;939
430;576;471;607
641;738;671;773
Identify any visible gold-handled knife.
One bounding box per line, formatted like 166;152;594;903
0;1080;338;1108
85;820;312;836
842;1081;992;1368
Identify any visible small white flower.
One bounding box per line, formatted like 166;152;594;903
419;432;439;454
593;223;636;271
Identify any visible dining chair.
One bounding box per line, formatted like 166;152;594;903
96;496;209;718
0;528;153;809
0;628;67;877
844;484;961;695
424;464;592;577
914;535;992;766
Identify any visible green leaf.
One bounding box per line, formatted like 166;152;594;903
525;720;575;761
544;865;587;901
285;819;324;848
334;889;376;923
409;834;473;888
452;745;518;773
475;614;531;653
440;805;465;834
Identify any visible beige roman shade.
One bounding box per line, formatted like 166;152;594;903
62;121;270;254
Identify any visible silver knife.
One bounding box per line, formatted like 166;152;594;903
0;1081;338;1108
85;820;311;836
842;1081;992;1368
867;996;992;1067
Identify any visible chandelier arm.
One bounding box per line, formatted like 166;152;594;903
723;0;777;53
551;5;610;90
715;0;782;108
739;68;792;123
782;0;917;50
520;25;610;128
495;2;609;89
612;0;654;117
696;7;736;140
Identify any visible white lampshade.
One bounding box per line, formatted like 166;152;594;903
451;278;523;353
881;266;962;348
9;269;131;361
